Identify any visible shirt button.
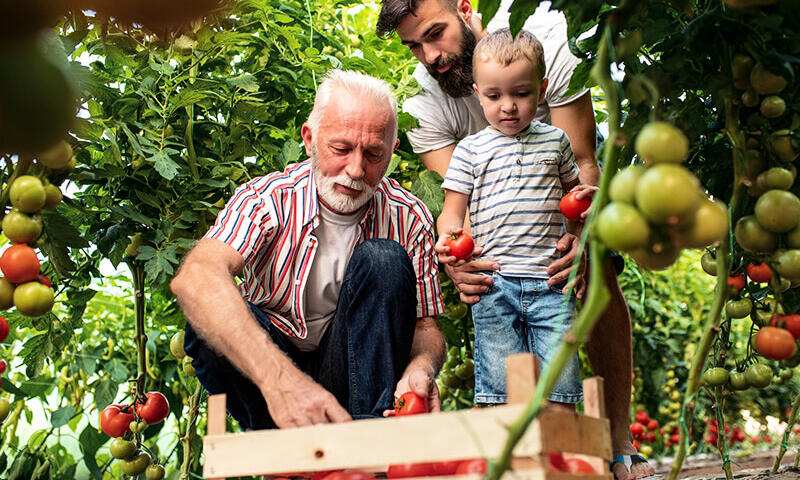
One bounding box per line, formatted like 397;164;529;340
516;135;521;140
295;279;301;285
516;158;521;165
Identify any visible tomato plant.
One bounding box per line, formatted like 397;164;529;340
755;327;797;361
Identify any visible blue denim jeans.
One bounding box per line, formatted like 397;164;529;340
470;273;583;404
183;239;418;430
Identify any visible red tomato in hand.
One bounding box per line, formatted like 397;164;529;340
444;233;474;260
0;316;9;343
394;392;427;416
727;273;746;291
565;458;596;474
0;244;40;284
560;190;593;222
455;458;487;475
547;452;568;472
135;391;170;424
100;403;134;437
387;463;436;478
746;262;772;283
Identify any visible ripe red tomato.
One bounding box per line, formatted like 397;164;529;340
387;463;436;478
547;452;568;472
135;391;170;424
633;440;640;451
671;433;680;443
100;403;134;437
444;233;474;261
565;458;597;474
326;472;375;480
647;419;659;431
727;273;746;291
775;314;800;339
455;458;487;475
634;411;650;424
311;470;342;480
37;275;51;287
630;422;645;436
755;326;797;360
394;392;427;416
647;432;657;443
0;360;6;374
560;190;593;222
0;244;40;284
746;262;772;283
0;316;8;342
432;461;460;476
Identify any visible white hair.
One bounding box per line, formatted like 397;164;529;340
306;69;398;142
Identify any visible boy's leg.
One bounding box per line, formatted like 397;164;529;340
523;279;583;405
310;239;418;418
470;273;527;405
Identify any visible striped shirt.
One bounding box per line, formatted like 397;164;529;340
441;122;579;277
205;160;444;339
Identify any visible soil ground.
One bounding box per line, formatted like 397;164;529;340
651;449;798;479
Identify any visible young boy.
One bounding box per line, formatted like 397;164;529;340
435;28;594;407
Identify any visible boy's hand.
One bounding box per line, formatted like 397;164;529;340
568;184;599;221
435;228;478;267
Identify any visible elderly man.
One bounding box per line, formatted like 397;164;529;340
171;69;446;429
377;1;654;479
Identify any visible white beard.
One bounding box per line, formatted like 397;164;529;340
311;149;377;214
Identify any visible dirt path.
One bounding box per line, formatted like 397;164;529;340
651;449;798;479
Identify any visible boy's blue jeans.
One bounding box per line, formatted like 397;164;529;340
471;272;583;404
183;239;418;430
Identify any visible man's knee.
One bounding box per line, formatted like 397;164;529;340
350;239;414;284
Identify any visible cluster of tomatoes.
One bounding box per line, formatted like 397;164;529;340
169;330;195;377
703;420;747;448
437;345;474;405
99;391;170;479
596;122;728;270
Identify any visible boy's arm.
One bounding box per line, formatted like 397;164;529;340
435;190;471;264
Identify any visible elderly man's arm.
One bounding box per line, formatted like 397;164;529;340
171;238;351;427
394;316;447;412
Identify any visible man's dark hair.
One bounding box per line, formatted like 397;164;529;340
376;0;458;37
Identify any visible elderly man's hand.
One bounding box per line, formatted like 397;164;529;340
261;366;351;428
383;368;441;416
545;232;587;298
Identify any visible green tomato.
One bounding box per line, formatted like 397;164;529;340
630;241;681;270
780;369;794;380
703;367;730;387
170;331;186;360
741;89;759;107
745;363;773;388
701;251;717;276
673;199;728;249
595;203;651;252
725;298;752;318
182;356;195;376
1;209;42;244
0;278;14;309
773;249;800;281
756;168;794;191
13;281;54;317
109;438;137;459
609;165;647;204
120;452;152;476
635;164;702;225
750;63;788;95
454;358;474;380
125;233;145;258
768;131;798;163
0;398;10;422
37;140;73;169
729;371;749;391
760;96;786;118
449;303;467;320
42;183;62;209
755;190;800;233
735;215;778;253
146;464;166;480
634;122;689;165
9;175;46;213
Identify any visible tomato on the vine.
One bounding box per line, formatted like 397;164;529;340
13;281;54;317
703;367;729;386
547;452;568;472
393;392;426;416
444;232;474;261
745;363;773;388
634;411;650;424
135;391;170;424
559;190;593;221
774;314;800;339
0;244;40;284
146;465;166;480
0;316;8;343
0;398;10;422
110;438;137;459
99;403;134;437
755;326;797;360
0;360;6;375
121;452;152;476
746;262;772;283
727;273;746;292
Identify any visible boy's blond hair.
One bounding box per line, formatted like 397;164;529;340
473;28;546;82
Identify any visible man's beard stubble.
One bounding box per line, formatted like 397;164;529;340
425;19;477;98
311;143;377;214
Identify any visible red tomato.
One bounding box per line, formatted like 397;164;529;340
387;463;436;478
455;458;487;475
432;461;460;476
326;472;375;480
547;452;568;472
0;316;8;343
311;470;343;480
633;440;639;451
630;422;645;436
634;411;650;424
646;419;659;431
444;232;474;261
755;326;797;360
100;403;134;437
727;273;746;291
764;435;772;443
135;391;170;424
37;275;51;287
565;458;596;474
647;432;657;443
776;314;800;339
394;392;427;416
560;190;593;222
671;433;680;443
750;436;760;445
746;262;772;283
0;359;6;374
0;244;40;284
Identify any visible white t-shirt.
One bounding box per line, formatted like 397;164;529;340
403;1;588;154
289;204;362;351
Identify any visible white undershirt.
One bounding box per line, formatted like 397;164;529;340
289;203;362;351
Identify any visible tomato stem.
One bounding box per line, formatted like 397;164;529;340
129;261;148;405
773;391;800;471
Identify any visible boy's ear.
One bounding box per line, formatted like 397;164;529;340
538;78;549;102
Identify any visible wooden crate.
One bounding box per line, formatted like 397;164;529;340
202;353;613;480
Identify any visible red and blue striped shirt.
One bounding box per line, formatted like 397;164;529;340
205;160;444;339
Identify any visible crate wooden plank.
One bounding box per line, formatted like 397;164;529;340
206;394;227;436
341;471;612;480
539;410;612;461
507;354;540;405
203;404;546;478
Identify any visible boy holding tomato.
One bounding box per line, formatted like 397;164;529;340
435;29;594;407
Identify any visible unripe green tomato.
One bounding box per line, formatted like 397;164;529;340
146;464;166;480
594;203;651;252
756;168;794;191
609;165;647;204
673;199;728;248
120;452;152;476
745;363;772;388
773;249;800;281
441;371;461;389
0;398;10;422
703;367;729;386
170;331;186;360
634;122;689;165
750;63;788;95
635;164;702;225
780;369;794;380
629;242;680;270
109;438;137;459
767;131;798;164
725;298;752;318
13;281;54;317
700;251;717;276
732;54;754;81
43;183;62;209
9;175;46;213
183;356;195;376
454;358;474;380
728;372;748;390
735;215;778;253
0;278;14;309
2;209;42;244
125;233;144;257
760;96;786;118
37;140;73;169
741;89;759;107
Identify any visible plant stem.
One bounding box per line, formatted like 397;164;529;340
130;262;147;404
181;382;204;479
713;387;733;480
773;392;800;471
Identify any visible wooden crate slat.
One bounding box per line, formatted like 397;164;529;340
539;410;612;460
203;404;545;478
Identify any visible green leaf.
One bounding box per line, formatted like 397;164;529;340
478;0;502;28
138;246;178;285
79;425;107;479
50;405;76;428
273;12;294;23
508;0;542;36
94;378;118;411
151;150;179;180
227;73;260;93
19;375;54;398
19;334;51;379
42;211;89;248
106;358;129;383
411;170;444;218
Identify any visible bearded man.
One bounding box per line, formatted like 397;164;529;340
171;69;446;429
